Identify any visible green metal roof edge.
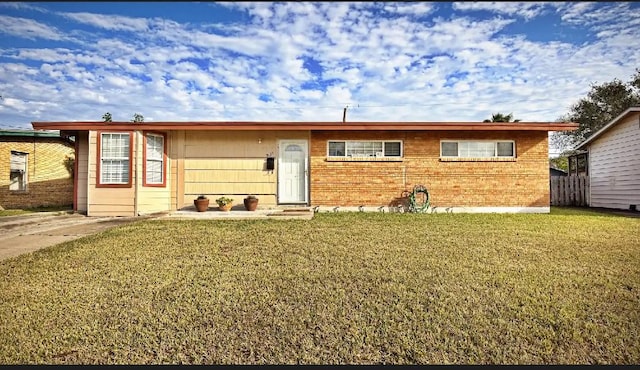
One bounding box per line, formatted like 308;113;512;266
0;129;63;138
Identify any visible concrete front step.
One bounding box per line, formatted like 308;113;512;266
165;207;314;220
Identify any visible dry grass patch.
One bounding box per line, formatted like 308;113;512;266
0;207;638;364
0;206;72;217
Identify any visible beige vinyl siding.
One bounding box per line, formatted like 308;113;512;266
76;131;89;213
137;187;171;214
588;114;640;210
136;131;171;215
87;189;135;217
177;130;308;208
87;131;135;216
169;130;185;210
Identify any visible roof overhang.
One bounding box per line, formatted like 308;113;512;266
32;121;579;132
575;106;640;150
0;129;74;145
0;129;65;138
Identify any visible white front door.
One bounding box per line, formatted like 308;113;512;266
278;140;308;204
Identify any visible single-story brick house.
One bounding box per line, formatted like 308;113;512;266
31;120;577;216
0;129;74;209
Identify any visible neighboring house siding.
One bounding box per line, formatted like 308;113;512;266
588;114;640;210
310;130;550;208
0;136;74;209
175;130;307;209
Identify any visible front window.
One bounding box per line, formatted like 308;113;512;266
9;151;28;191
440;140;515;158
99;132;131;186
327;140;403;158
144;133;165;186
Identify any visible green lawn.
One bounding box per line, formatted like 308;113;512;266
1;207;638;364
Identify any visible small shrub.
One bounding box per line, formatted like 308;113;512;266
215;196;233;206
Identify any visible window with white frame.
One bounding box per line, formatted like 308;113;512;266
440;140;515;158
9;151;28;191
100;132;131;184
145;133;164;185
327;140;403;158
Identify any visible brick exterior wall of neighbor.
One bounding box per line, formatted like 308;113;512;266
0;137;74;209
310;130;550;208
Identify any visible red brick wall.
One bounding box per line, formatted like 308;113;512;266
310;130;550;208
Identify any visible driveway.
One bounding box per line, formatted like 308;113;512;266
0;212;153;261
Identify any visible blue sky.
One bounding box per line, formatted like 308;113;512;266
1;1;639;142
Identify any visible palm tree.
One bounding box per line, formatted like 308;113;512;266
483;113;521;122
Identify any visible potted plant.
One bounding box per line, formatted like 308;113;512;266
243;195;259;211
194;195;209;212
215;196;234;212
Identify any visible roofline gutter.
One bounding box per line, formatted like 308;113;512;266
32;121;579;132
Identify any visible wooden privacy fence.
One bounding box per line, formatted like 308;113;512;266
550;175;590;206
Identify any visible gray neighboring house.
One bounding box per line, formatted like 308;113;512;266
574;106;640;211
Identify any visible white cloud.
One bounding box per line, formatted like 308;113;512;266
383;2;437;16
557;2;600;25
452;2;549;20
59;12;150;32
0;3;49;13
0;15;66;40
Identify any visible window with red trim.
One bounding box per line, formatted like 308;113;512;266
144;133;165;186
99;132;131;185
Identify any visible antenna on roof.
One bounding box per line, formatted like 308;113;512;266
343;105;348;123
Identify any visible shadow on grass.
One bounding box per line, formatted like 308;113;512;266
552;206;640;218
0;205;73;217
